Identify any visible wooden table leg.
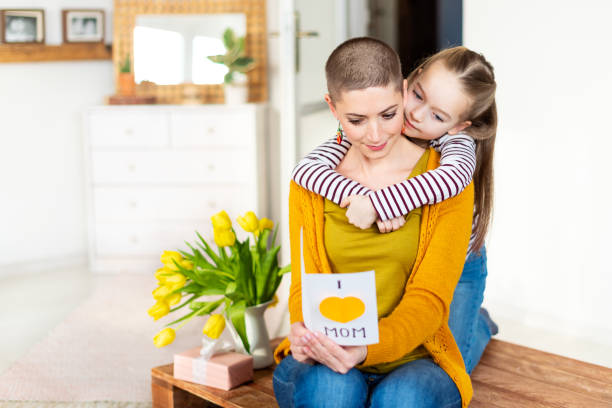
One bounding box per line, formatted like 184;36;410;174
152;376;174;408
153;375;219;408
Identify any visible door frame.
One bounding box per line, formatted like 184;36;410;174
277;0;349;263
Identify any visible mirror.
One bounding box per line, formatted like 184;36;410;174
113;0;267;104
134;14;246;85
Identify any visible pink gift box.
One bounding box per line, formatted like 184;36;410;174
173;347;254;390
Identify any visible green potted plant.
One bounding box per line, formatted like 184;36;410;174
118;53;135;96
207;28;255;104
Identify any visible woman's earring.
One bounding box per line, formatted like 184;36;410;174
336;121;345;144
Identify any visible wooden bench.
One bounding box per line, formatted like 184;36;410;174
151;339;612;407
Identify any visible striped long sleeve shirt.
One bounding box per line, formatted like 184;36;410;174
291;133;478;252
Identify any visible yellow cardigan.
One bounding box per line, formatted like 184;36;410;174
274;149;474;407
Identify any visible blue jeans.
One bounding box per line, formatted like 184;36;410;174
448;247;497;374
274;355;461;408
273;247;497;407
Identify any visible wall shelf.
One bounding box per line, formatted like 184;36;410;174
0;43;111;63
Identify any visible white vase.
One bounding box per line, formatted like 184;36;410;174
224;83;248;104
228;300;274;369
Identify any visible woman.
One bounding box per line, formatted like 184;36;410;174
274;38;497;408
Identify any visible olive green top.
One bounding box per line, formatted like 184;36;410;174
323;149;430;373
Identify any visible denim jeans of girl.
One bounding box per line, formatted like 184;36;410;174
273;247;497;408
448;247;497;374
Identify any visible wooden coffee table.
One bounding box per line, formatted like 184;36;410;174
151;339;612;408
152;362;277;408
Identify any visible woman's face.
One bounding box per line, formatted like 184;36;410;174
402;60;473;140
326;84;404;160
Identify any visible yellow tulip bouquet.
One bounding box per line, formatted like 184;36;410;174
149;210;290;353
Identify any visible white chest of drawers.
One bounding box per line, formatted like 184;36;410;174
83;104;268;273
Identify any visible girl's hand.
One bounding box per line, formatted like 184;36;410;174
376;216;405;233
302;331;367;374
340;195;377;229
289;322;315;364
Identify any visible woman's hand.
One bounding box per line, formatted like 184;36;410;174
288;322;315;364
302;331;367;374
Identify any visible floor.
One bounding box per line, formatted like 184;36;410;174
0;266;92;374
487;311;612;368
1;266;610;380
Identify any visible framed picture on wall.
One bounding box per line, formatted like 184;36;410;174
62;9;104;43
0;9;45;44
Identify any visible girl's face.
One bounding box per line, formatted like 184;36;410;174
325;84;404;161
402;60;473;140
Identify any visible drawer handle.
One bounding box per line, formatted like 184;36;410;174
129;235;139;244
125;128;134;136
129;201;138;208
207;164;215;172
128;164;136;172
207;127;215;134
207;200;216;208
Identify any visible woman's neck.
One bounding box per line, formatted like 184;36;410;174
338;136;426;191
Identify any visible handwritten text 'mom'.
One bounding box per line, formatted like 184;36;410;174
324;326;366;339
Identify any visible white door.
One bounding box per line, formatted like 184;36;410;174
278;0;353;263
267;0;369;338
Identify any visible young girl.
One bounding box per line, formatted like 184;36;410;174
291;45;498;373
274;40;498;408
292;48;493;252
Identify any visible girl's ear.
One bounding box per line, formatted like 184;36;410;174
324;94;339;120
447;120;472;135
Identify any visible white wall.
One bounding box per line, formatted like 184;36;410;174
464;0;612;365
0;0;114;270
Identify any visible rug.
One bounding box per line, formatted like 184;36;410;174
0;274;206;402
1;402;151;408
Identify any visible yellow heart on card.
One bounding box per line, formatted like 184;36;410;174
319;296;365;323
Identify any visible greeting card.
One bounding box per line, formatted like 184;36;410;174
300;229;379;345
